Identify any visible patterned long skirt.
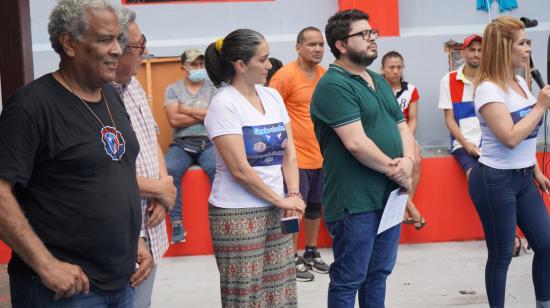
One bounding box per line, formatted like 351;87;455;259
209;205;297;308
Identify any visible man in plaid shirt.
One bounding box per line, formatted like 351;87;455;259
113;7;176;308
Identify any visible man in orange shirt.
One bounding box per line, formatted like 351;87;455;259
270;26;328;282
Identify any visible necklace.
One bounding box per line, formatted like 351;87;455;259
61;77;118;132
59;71;125;161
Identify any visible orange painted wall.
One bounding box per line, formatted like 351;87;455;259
338;0;400;37
134;57;183;153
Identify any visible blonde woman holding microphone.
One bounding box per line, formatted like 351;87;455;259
469;16;550;308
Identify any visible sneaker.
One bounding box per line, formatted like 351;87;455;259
295;256;314;282
303;251;330;274
171;223;187;244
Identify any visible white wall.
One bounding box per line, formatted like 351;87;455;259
29;0;550;148
30;0;339;77
388;0;550;148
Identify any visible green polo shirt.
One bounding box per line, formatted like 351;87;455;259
310;64;405;222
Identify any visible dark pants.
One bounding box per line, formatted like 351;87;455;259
468;164;550;308
299;168;323;219
326;210;401;308
10;274;134;308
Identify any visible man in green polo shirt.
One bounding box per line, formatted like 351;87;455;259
311;9;416;308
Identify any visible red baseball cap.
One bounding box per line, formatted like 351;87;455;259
463;34;482;48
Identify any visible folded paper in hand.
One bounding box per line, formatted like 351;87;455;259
377;188;409;234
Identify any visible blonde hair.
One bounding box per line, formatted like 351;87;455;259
477;16;524;91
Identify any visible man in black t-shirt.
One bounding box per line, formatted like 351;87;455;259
0;1;152;307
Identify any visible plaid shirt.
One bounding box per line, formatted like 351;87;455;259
114;77;169;264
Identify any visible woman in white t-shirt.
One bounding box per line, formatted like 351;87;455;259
469;16;550;308
203;29;305;307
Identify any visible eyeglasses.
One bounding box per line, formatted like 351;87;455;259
341;29;379;41
126;34;147;56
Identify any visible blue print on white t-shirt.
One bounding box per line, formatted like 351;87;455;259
242;122;288;167
510;104;542;140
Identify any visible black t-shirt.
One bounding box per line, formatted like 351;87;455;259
0;74;141;291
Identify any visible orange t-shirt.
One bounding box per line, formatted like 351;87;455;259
269;61;325;169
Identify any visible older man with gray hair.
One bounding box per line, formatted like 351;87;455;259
113;7;176;308
0;0;152;307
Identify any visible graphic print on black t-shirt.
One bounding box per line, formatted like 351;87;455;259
101;126;126;161
242;122;287;166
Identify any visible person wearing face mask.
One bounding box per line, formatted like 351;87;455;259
164;48;217;244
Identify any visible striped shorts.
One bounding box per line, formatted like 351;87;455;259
209;205;297;307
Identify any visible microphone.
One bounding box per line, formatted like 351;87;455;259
520;17;538;28
532;68;545;89
530;55;546;89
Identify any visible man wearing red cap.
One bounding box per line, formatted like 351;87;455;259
438;34;482;178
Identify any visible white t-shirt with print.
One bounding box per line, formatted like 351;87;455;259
204;85;290;208
474;76;540;169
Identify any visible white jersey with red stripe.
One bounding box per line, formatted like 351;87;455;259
394;81;419;123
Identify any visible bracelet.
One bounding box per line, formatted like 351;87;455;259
286;191;303;199
405;155;415;166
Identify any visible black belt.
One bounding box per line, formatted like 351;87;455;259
479;162;535;176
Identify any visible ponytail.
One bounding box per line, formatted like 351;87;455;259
205;42;232;88
204;29;265;88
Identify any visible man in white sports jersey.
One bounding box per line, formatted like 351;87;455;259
438;34;482;178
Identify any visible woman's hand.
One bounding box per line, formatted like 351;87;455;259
536;85;550;110
278;196;305;215
284;209;303;220
534;169;550;196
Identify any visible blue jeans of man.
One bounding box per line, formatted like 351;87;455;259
165;139;216;225
326;210;401;308
469;163;550;308
10;274;133;308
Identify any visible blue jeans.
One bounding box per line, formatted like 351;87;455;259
10;274;134;308
165;140;216;225
326;210;401;308
469;163;550;308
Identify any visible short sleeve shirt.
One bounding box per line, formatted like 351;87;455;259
269;61;325;169
475;77;539;169
164;79;216;139
438;65;481;151
394;81;419;123
205;85;290;208
0;74;141;291
311;64;404;222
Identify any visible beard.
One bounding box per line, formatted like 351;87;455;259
348;48;377;67
467;60;480;69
